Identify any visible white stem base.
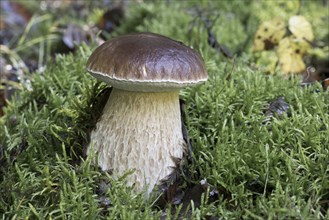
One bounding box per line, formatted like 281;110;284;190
88;88;185;195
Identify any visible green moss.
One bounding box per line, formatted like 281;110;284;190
1;1;328;219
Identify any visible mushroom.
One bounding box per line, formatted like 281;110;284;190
86;32;207;195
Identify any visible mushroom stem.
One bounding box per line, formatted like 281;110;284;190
88;88;185;194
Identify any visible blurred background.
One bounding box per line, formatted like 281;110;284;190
1;0;328;116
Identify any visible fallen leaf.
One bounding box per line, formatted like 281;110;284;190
253;18;286;51
277;36;309;74
288;15;314;42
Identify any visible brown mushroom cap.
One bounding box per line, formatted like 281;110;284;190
86;32;208;92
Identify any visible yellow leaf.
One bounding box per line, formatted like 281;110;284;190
288;15;314;42
277;37;307;74
253;18;286;52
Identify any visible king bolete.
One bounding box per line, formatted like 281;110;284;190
86;32;207;195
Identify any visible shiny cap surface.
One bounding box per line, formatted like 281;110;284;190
86;32;208;92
